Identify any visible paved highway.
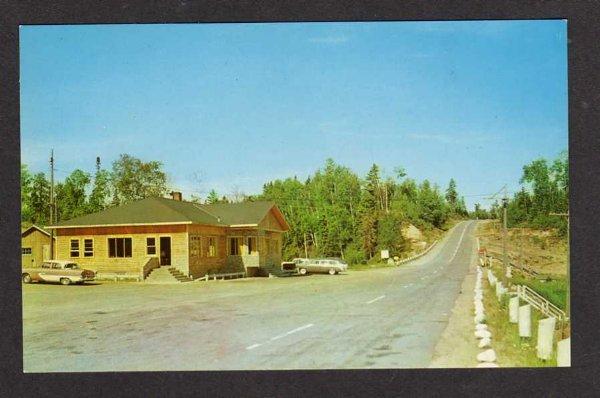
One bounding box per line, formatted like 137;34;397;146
22;221;478;372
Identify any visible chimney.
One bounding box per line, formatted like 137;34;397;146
170;191;182;201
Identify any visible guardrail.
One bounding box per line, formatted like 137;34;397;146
202;271;246;281
396;240;439;265
515;284;568;322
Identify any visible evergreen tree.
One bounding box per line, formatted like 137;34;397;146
28;172;50;225
205;190;220;204
445;178;459;212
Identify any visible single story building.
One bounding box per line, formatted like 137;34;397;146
21;225;55;268
45;193;289;280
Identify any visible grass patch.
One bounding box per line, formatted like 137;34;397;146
483;274;557;367
510;274;567;310
350;262;396;271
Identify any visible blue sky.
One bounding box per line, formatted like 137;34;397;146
20;20;567;209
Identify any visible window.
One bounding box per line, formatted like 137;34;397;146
51;262;61;269
247;237;257;255
84;239;93;257
41;262;51;269
108;238;132;258
189;235;201;257
207;237;217;257
22;247;32;255
229;237;242;255
65;263;79;269
70;239;80;257
146;237;156;255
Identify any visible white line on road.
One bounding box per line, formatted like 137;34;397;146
246;343;262;350
449;225;468;262
270;323;314;341
366;295;386;304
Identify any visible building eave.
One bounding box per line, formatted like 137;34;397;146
46;221;194;229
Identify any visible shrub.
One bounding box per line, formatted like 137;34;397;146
344;244;366;265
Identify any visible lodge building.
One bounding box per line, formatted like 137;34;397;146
45;193;289;280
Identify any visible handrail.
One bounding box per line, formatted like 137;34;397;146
141;257;160;280
516;284;567;322
202;271;246;281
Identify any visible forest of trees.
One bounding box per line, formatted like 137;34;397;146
21;154;169;226
255;159;468;262
21;155;469;264
484;151;569;235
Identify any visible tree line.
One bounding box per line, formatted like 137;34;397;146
255;159;468;263
472;151;568;235
21;154;169;225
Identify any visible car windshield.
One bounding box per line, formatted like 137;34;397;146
64;263;79;269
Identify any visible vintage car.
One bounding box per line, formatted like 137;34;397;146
22;260;96;285
283;257;348;275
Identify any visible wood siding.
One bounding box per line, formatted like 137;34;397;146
186;224;228;278
21;230;53;268
55;225;188;276
259;209;287;232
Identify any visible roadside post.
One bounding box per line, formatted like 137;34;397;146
518;304;532;338
509;296;519;323
537;317;557;360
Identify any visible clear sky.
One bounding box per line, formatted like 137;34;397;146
20;20;567;209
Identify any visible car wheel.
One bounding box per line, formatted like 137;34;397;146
22;273;32;283
299;268;307;275
328;268;337;275
60;278;71;286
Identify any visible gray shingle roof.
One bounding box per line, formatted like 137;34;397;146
48;197;285;229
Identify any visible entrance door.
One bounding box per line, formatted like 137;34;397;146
160;237;171;266
42;245;50;261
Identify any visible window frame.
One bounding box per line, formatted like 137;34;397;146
229;236;243;256
83;238;94;257
146;237;157;256
70;239;80;258
207;236;217;257
22;247;32;255
247;236;258;255
108;237;133;258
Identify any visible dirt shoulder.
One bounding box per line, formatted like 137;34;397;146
429;250;479;368
477;220;567;277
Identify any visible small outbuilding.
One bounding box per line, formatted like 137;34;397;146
21;225;55;268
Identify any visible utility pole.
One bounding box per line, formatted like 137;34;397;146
49;149;55;260
502;186;510;284
550;212;570;321
96;156;101;174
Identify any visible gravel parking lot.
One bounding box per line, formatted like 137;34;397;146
23;221;477;372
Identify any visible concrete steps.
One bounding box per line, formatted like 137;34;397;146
145;266;192;283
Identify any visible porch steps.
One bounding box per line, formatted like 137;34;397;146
145;266;192;283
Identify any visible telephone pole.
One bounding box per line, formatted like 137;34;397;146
502;191;510;284
49;149;55;260
550;212;570;320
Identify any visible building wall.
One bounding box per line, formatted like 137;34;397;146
187;224;228;278
55;225;188;277
21;230;52;268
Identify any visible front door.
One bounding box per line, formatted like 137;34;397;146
42;244;50;261
160;237;171;266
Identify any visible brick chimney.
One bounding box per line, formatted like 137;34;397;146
170;191;182;201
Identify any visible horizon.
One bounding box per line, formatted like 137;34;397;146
20;20;568;210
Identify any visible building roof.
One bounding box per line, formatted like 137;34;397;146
46;197;289;230
21;224;51;237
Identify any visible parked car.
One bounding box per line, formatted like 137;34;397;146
284;257;348;275
22;260;96;285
